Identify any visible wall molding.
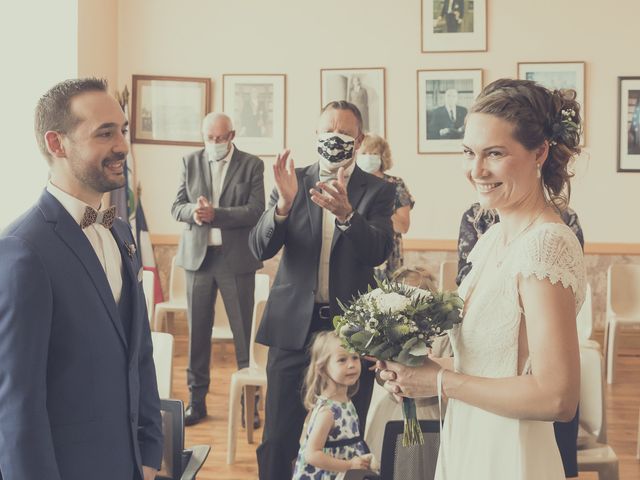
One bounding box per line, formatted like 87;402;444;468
151;234;640;255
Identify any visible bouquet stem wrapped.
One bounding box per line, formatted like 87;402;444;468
334;280;463;447
402;397;424;446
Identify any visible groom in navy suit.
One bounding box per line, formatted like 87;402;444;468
0;78;162;479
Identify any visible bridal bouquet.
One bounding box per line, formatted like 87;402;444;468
333;280;463;446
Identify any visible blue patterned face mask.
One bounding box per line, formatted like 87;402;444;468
316;132;355;172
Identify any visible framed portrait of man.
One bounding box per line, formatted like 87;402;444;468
618;77;640;172
417;69;483;154
320;67;386;136
222;74;286;156
518;61;586;144
421;0;487;53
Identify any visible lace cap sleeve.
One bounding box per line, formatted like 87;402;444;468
509;223;586;311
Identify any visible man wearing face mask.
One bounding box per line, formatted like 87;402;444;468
172;112;265;426
249;101;395;479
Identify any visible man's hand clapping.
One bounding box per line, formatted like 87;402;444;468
310;167;353;223
193;196;215;225
273;149;298;216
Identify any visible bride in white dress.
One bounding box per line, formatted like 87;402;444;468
379;79;586;480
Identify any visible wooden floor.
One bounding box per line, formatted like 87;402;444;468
167;317;640;480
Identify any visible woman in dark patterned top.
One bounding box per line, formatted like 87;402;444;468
455;201;584;480
457;202;584;286
357;134;415;281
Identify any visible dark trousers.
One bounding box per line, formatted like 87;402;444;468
445;12;460;32
554;406;579;478
185;246;255;403
256;304;374;480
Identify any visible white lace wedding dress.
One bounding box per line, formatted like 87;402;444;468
435;222;586;480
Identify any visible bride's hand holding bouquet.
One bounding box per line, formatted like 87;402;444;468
333;280;463;446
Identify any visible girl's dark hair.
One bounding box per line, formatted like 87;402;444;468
470;78;582;209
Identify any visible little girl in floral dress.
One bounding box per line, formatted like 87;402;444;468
292;331;374;480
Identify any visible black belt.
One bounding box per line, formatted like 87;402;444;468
316;303;331;320
309;303;332;334
325;435;364;449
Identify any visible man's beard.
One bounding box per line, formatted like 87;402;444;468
71;153;127;193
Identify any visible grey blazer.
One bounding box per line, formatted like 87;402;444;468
171;146;265;273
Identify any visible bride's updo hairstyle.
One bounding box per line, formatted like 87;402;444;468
469;79;582;210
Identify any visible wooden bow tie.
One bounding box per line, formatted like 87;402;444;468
80;206;116;229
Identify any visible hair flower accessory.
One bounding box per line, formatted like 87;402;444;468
549;107;580;147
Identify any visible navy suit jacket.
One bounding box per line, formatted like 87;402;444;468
249;163;395;350
0;190;162;480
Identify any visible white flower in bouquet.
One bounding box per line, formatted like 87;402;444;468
375;291;411;314
334;279;464;447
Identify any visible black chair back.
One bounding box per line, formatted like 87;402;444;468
157;399;186;480
380;420;441;480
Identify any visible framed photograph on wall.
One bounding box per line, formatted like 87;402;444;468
320;67;386;136
417;69;482;154
618;77;640;172
421;0;487;53
518;61;586;143
222;74;286;156
131;75;211;146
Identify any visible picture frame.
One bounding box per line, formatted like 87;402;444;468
417;69;483;154
222;74;286;156
320;67;386;136
617;77;640;172
130;75;211;146
421;0;487;53
517;61;586;144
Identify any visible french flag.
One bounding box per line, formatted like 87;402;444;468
135;199;164;307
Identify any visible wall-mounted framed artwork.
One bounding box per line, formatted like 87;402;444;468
518;61;586;144
421;0;487;53
222;74;286;156
417;68;483;154
320;67;386;136
130;75;211;146
618;77;640;172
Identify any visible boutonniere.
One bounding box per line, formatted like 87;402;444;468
124;241;137;259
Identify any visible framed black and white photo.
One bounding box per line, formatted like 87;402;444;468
320;67;386;136
222;74;286;156
131;75;211;146
518;61;586;143
421;0;487;53
618;77;640;172
417;69;482;154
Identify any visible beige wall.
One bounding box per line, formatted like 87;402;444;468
0;1;78;228
78;0;118;88
115;0;640;244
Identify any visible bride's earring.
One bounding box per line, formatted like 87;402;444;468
536;163;541;179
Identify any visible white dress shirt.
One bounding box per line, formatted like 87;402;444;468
47;182;123;303
207;144;234;246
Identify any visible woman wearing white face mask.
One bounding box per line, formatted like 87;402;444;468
356;134;414;281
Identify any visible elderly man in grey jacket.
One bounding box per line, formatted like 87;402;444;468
172;113;265;426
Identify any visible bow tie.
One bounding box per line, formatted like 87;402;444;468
80;206;116;229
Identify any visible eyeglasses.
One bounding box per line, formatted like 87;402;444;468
205;132;234;144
